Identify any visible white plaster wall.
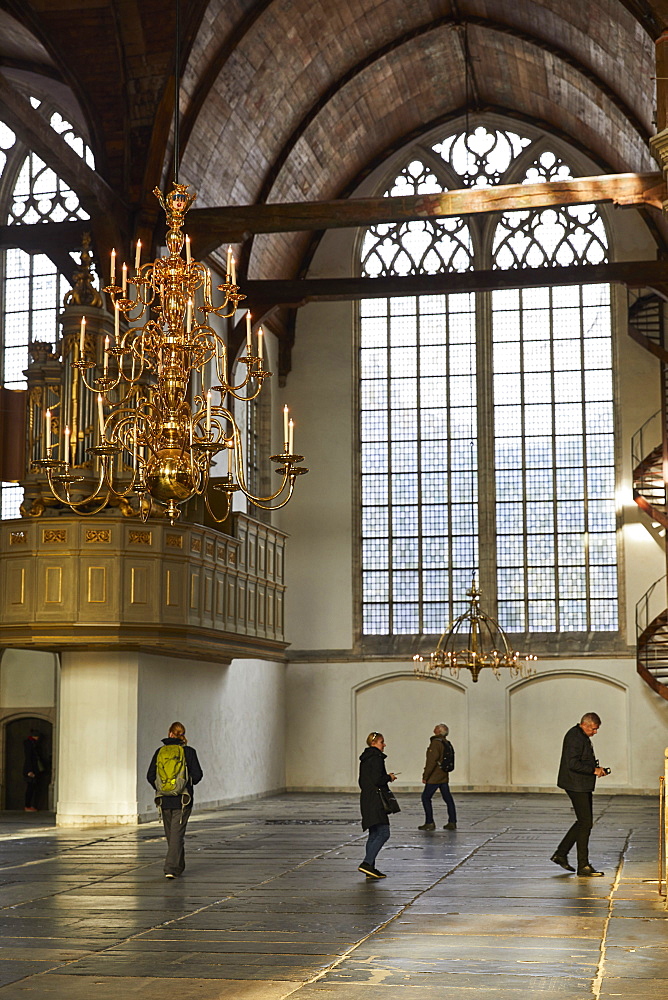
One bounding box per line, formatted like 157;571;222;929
137;653;286;819
278;292;355;651
0;649;57;707
57;651;139;826
286;658;668;794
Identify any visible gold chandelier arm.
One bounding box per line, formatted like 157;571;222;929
225;377;263;402
203;488;232;524
242;477;297;511
46;464;109;508
64;494;118;516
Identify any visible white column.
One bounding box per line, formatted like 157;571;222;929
56;651;139;826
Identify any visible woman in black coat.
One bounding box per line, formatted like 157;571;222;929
358;731;396;879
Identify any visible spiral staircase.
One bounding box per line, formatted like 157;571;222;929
630;292;668;700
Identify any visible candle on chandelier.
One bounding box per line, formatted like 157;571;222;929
227;440;233;476
64;425;70;467
122;262;127;295
134;239;142;272
114;301;120;342
110;248;116;285
288;418;294;456
185;235;191;265
230;254;236;285
257;327;264;362
246;312;252;353
226;245;232;280
283;404;289;450
103;336;109;376
45;408;51;451
206;390;211;433
97;394;104;437
186;298;193;333
79;315;86;357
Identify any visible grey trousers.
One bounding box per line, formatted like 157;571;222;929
162;804;192;875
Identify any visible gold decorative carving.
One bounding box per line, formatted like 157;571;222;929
85;529;111;543
206;540;215;557
43;529;67;543
63;233;104;308
166;533;183;548
9;531;27;545
129;530;152;545
191;537;202;552
229;550;237;565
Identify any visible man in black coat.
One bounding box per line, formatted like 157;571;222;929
552;712;608;877
147;722;203;879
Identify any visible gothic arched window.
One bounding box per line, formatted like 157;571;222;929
359;124;617;643
0;98;93;517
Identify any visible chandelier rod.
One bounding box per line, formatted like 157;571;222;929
173;0;181;185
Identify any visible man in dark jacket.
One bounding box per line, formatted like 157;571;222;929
418;723;456;831
147;722;203;879
552;712;608;877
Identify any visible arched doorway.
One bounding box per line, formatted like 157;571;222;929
3;718;53;811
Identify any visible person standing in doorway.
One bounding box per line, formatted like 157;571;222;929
552;712;609;877
23;729;44;812
147;722;203;879
418;723;457;831
358;732;397;879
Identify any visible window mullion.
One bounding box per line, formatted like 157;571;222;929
476;289;497;615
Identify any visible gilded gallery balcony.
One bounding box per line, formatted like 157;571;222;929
0;513;287;663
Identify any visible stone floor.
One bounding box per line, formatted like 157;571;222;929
0;792;665;999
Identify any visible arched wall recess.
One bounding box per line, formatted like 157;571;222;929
507;670;629;787
352;670;468;787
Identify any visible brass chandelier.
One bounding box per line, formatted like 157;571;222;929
35;183;308;523
413;579;537;683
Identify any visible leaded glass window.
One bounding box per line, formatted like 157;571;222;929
359;123;617;641
0;98;93;518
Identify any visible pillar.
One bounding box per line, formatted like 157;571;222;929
56;651;139;826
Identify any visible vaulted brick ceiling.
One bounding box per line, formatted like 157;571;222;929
0;0;665;282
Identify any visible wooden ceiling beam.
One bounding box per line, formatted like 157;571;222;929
243;259;668;312
188;172;666;253
0;220;89;280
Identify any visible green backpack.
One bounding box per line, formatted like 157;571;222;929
155;743;190;801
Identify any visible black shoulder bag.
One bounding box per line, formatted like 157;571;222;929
378;785;401;814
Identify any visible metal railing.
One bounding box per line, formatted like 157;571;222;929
636;576;667;642
628;291;666;346
631;409;662;477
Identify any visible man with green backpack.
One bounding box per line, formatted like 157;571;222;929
147;721;203;878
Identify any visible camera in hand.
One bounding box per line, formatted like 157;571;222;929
602;767;611;775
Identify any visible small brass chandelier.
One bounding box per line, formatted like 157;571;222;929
35;183;308;523
413;579;537;683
